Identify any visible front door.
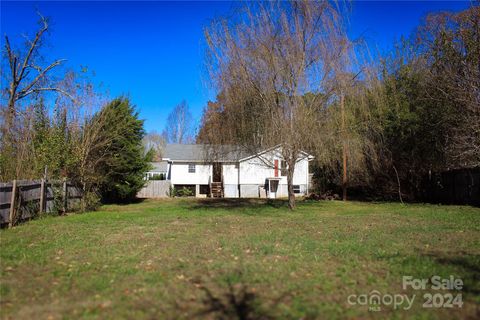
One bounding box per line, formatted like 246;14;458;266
213;163;222;182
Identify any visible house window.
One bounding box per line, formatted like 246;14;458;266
281;160;287;176
293;185;301;194
188;164;196;173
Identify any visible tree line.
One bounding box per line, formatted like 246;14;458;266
1;14;152;208
0;10;199;208
2;3;477;210
197;1;479;208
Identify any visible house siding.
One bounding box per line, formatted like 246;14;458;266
224;184;239;198
240;185;261;198
222;163;239;198
170;163;212;185
222;164;239;184
238;150;310;198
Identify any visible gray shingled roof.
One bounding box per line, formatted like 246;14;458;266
150;161;168;172
163;144;250;162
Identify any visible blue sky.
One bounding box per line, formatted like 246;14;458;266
1;1;471;133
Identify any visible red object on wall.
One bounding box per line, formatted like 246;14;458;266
274;160;279;177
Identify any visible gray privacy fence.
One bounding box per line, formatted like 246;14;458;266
137;180;171;198
0;179;83;227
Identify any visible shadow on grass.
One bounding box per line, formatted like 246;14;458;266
114;197;148;205
101;198;148;208
191;270;289;320
187;198;289;211
133;270;290;319
196;280;271;320
423;251;480;296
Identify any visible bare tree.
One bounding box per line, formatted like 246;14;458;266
418;7;480;168
162;100;195;144
204;0;354;209
2;12;71;136
73;105;112;210
143;131;165;161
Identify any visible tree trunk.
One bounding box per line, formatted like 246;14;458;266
81;180;86;212
6;96;15;132
342;145;347;201
2;92;16;144
287;163;296;210
392;165;403;204
340;93;348;201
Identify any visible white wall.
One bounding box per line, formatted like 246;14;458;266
239;156;280;185
239;151;309;186
222;163;239;185
222;163;239;198
292;158;309;186
170;162;212;185
224;185;239;198
240;185;261;198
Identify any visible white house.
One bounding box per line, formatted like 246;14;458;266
145;144;313;198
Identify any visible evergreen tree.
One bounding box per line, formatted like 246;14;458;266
94;98;152;202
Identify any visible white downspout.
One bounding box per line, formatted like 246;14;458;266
306;159;309;195
237;161;241;198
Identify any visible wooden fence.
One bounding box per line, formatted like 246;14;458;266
0;179;83;227
419;167;480;206
137;180;171;198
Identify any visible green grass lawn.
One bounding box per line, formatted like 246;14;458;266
1;199;479;319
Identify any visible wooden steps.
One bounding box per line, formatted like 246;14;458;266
210;182;224;198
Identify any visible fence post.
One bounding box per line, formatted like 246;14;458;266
8;179;17;228
62;178;68;214
39;178;46;214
